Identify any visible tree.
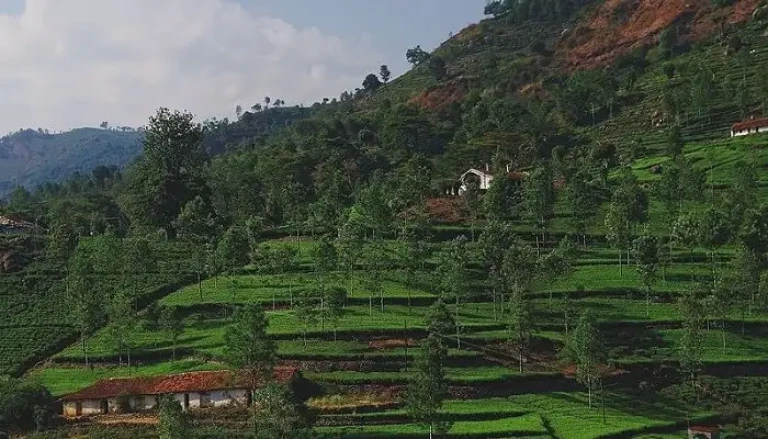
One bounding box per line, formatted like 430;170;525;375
632;228;660;315
678;287;705;392
106;292;137;367
311;236;338;294
235;105;243;119
479;221;516;319
666;123;684;157
175;196;219;300
427;56;447;80
217;225;250;276
380;65;392;84
698;207;733;281
252;383;314;439
157;395;190;439
294;289;320;347
0;380;54;433
523;164;555;250
362;73;383;94
69;246;102;368
605;199;632;276
223;304;277;405
485;174;521;220
436;236;469;318
264;96;271;109
727;246;761;333
323;287;347;341
123;237;154;310
658;25;678;59
426;299;457;346
406;334;450;439
159;306;184;361
502;239;539;372
120;108;206;233
406;45;429;67
564;311;605;409
606;170;648;275
565;169;599;248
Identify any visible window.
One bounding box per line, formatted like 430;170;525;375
134;396;145;411
199;392;212;408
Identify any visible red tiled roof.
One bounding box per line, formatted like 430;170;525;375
689;425;721;433
732;117;768;132
62;368;299;401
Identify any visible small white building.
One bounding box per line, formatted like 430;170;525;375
731;116;768;137
457;164;529;195
60;368;299;418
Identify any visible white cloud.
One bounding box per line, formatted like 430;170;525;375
0;0;379;133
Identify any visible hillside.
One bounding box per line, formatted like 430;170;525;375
5;1;768;438
0;128;142;196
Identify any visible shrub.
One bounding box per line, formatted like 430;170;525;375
0;379;54;433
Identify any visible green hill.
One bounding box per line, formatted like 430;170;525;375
0;128;142;196
5;1;768;437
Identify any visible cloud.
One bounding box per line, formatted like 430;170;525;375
0;0;379;133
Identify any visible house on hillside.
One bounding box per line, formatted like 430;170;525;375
688;425;721;439
731;116;768;137
455;164;529;195
60;368;300;418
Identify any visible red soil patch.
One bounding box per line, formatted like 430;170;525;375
368;338;417;350
561;0;762;69
424;197;468;224
410;78;468;112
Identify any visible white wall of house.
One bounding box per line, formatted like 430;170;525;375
63;388;250;417
63;400;104;417
732;127;768;137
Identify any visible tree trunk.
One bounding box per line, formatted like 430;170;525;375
198;272;203;302
81;333;89;368
619;251;623;277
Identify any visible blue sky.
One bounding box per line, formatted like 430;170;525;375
0;0;486;132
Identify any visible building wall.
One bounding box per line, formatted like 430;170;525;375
63;400;104;417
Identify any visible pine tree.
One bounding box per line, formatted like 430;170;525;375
157;395;190;439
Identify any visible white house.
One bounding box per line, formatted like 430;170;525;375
60;368;299;418
731;116;768;137
457;164;529;195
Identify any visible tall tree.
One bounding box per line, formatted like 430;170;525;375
523;164;555;249
159;305;184;361
223;304;277;407
426;299;457;347
106;291;137;368
502;238;539;372
175;196;219;300
380;65;392;84
632;228;660;315
69;246;102;368
252;383;314;439
565;311;605;409
436;236;470;319
120;108;207;233
405;45;429;67
565;169;599;247
698;207;733;281
678;287;705;391
406;334;450;439
157;395;190;439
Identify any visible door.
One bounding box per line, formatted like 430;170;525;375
183;393;190;410
75;401;82;417
101;399;109;414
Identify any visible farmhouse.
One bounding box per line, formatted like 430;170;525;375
60;367;299;418
457;164;529;195
688;425;722;439
731;116;768;137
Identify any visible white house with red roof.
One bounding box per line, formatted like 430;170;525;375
731;116;768;137
60;368;299;418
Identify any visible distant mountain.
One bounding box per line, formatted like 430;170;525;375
0;128;143;196
0;107;313;197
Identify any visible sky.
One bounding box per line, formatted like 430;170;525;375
0;0;486;133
